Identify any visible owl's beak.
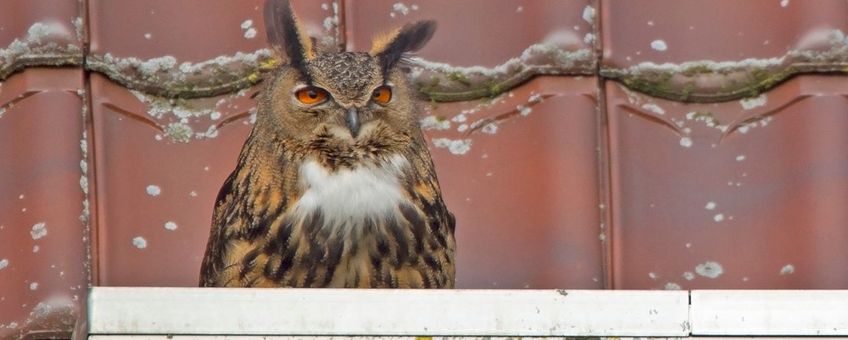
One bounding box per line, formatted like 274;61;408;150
346;107;361;138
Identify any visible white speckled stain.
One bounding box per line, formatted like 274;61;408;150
481;123;499;134
695;261;724;279
582;5;595;24
713;213;725;222
780;264;795;275
705;201;716;210
679;137;693;148
80;175;88;195
29;282;38;290
30;222;47;240
641;103;665;115
132;237;148;249
164;221;178;231
390;2;415;17
451;113;467;123
0;259;8;270
736;154;746;162
146;185;161;196
516;6;523;13
651;40;668;51
740;94;768;110
664;282;682;290
419;115;451;131
31;302;51;318
648;272;658;280
32;245;39;253
144;33;152;40
433;138;471;155
780;0;790;7
189;191;198;197
683;272;695;281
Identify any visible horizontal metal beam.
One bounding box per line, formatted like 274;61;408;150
89;288;848;338
690;290;848;336
87;287;689;337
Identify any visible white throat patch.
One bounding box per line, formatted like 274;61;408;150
295;155;409;227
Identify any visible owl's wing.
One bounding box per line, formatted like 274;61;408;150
403;145;457;287
198;169;238;287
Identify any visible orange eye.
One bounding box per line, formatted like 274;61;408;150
295;87;329;105
372;86;392;105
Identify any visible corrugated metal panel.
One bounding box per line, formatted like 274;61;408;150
425;77;604;288
0;68;89;339
88;74;253;287
608;75;848;289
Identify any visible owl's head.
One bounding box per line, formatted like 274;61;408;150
259;0;435;146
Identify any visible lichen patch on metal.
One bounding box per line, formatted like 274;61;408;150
0;22;83;80
604;29;848;102
86;49;276;99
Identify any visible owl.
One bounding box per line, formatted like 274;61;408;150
199;0;455;288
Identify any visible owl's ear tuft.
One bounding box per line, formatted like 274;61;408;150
264;0;314;74
371;20;436;71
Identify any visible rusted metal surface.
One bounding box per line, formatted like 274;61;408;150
0;68;89;339
423;77;604;289
346;0;598;101
0;1;85;81
601;0;848;102
608;75;848;289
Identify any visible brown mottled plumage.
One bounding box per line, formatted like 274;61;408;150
199;0;455;288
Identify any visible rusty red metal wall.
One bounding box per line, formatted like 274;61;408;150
2;0;848;338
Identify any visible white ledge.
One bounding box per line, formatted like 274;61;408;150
691;290;848;336
87;287;689;337
88;288;848;338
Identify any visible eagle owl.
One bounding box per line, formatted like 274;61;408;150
199;0;455;288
